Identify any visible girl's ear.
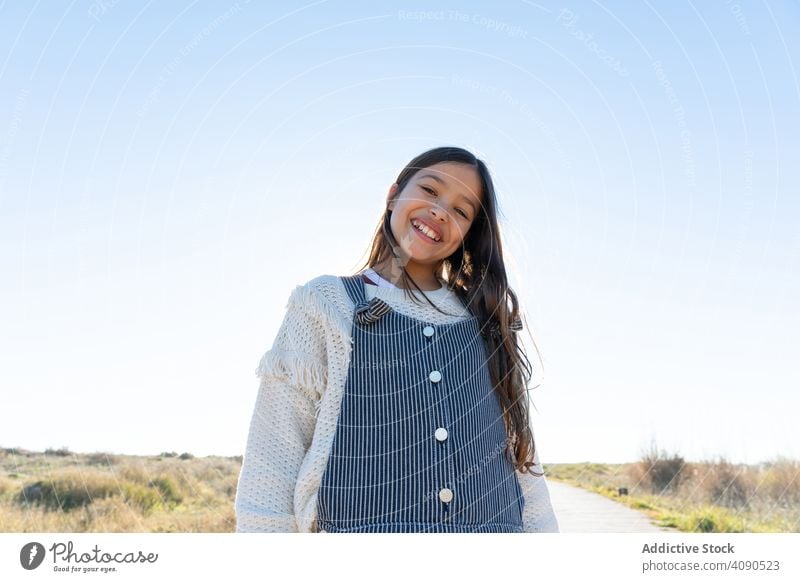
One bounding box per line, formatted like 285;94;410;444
386;183;399;211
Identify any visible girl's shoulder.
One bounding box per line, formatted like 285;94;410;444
284;274;353;325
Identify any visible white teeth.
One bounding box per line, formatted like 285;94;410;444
412;220;440;241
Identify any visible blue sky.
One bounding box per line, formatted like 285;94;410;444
1;1;798;463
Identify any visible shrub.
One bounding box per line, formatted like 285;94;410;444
148;476;183;506
86;453;118;466
632;442;686;494
759;458;800;507
118;483;163;512
699;458;752;509
16;469;183;514
17;472;117;511
117;465;184;509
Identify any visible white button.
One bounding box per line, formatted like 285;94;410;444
439;488;453;503
423;325;435;337
429;370;442;383
435;427;448;442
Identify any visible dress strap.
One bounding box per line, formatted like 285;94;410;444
340;274;367;306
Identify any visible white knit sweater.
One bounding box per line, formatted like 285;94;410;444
234;273;560;533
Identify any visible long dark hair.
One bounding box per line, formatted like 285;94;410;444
355;146;543;475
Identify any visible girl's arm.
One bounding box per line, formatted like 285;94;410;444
518;443;560;533
234;284;327;533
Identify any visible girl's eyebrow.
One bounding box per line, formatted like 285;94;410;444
418;173;479;214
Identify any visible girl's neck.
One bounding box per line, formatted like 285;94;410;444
370;261;443;292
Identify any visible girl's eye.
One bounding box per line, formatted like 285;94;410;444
421;186;437;196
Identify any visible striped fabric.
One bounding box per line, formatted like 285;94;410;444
316;275;525;533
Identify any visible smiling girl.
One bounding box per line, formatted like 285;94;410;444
235;146;559;533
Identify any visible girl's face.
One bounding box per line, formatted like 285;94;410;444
387;162;483;270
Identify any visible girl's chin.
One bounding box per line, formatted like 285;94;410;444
394;226;450;261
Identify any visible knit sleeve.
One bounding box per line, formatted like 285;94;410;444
234;284;328;533
518;445;560;533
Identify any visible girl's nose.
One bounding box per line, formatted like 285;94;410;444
430;206;448;222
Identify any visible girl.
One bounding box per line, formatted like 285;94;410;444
235;146;560;533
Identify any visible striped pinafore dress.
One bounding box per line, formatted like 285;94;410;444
315;274;525;533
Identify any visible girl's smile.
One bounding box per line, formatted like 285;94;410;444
410;217;443;243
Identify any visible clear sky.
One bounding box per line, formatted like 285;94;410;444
1;1;798;464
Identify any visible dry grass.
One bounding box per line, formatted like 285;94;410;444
6;445;796;533
0;448;239;532
544;451;800;533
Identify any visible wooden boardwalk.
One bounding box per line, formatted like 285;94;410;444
547;480;675;533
